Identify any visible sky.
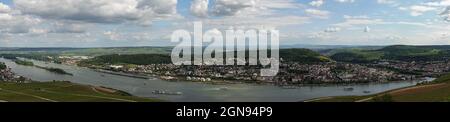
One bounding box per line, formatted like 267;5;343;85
1;0;450;47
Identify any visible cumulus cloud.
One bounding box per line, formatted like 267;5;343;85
137;0;177;15
0;2;11;13
0;13;42;34
211;0;256;16
0;2;42;34
190;0;209;17
50;22;87;33
423;0;450;7
409;5;437;16
0;13;12;21
103;31;122;41
191;0;301;17
440;6;450;22
14;0;178;24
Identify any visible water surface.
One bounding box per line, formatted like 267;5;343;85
0;58;432;102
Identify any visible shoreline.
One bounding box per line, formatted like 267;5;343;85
11;57;432;87
303;79;440;102
90;65;433;88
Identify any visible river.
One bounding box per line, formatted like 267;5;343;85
0;58;434;102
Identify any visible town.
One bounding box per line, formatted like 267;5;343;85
0;62;31;83
71;58;445;85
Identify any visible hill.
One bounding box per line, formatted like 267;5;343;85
280;48;332;63
330;45;450;62
79;54;172;66
79;48;332;66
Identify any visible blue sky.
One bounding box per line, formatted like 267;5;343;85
1;0;450;47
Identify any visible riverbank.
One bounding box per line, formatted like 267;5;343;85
13;57;429;87
94;69;151;79
1;57;430;102
12;58;73;76
306;74;449;102
96;67;432;88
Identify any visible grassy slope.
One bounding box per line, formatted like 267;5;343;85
0;81;161;102
309;74;450;102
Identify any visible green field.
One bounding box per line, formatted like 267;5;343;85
0;81;161;102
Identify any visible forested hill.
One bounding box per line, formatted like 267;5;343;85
79;48;332;66
330;45;450;62
79;54;172;66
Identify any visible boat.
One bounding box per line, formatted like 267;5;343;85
213;87;229;91
152;90;183;95
363;91;371;94
281;86;298;89
343;87;354;91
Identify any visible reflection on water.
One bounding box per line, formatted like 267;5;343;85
0;58;433;102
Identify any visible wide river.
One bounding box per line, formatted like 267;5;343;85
0;58;434;102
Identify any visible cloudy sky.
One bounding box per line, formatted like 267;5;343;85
1;0;450;47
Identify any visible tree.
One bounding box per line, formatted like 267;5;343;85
0;62;6;70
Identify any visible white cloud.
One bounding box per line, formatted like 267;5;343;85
211;0;256;16
305;9;330;19
0;2;11;13
399;5;437;16
343;15;369;19
440;6;450;22
258;0;302;9
336;0;355;3
0;13;13;21
50;22;87;33
191;0;209;17
377;0;395;4
103;31;122;41
410;5;437;16
203;15;310;29
324;27;341;33
423;0;450;7
204;0;302;17
309;0;324;7
0;13;42;34
334;16;383;27
14;0;178;24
